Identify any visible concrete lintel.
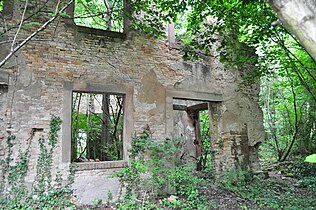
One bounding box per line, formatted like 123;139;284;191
173;104;187;111
77;26;126;39
166;88;223;102
64;82;128;94
188;103;208;111
173;103;208;112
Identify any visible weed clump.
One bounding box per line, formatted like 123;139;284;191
115;130;216;209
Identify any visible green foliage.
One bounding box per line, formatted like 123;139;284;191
129;131;152;159
0;0;3;13
106;191;113;206
199;110;213;170
305;154;316;163
71;0;316;163
91;198;103;208
74;0;124;32
130;0;188;38
130;1;316;163
220;167;316;209
219;168;252;192
238;179;316;209
0;116;75;209
115;130;216;209
129;0;277;65
297;176;316;193
278;160;316;194
259;31;316;161
72;93;124;162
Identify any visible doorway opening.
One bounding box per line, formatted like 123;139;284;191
172;99;212;171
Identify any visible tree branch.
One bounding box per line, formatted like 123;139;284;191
0;0;50;37
11;0;28;52
0;0;74;68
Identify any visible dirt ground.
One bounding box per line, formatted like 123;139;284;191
77;165;315;210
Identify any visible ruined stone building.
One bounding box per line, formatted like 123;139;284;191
0;0;264;204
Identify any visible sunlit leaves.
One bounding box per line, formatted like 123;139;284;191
74;0;124;32
0;0;3;12
305;154;316;163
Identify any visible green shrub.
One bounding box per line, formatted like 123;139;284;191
298;176;316;193
219;164;316;209
115;130;216;209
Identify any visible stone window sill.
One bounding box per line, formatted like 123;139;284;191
74;160;128;171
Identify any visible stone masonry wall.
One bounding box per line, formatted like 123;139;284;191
0;0;265;204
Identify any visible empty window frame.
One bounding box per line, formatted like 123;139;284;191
74;0;124;32
71;92;124;162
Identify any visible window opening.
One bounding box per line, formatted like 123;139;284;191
72;92;124;162
74;0;124;32
172;99;211;171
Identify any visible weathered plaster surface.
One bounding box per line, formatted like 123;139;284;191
0;0;264;204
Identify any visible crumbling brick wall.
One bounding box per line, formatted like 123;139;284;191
0;0;265;204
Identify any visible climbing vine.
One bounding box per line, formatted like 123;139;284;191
0;116;75;209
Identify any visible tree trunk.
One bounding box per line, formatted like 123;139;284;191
269;0;316;62
101;94;110;160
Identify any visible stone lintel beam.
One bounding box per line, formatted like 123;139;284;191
166;88;223;102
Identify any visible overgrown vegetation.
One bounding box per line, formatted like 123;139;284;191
72;92;124;162
114;130;217;209
0;0;315;163
221;159;316;209
0;116;75;209
77;0;316;162
74;0;124;32
1;125;315;209
106;131;316;210
221;172;316;209
1;0;315;208
255;18;316;161
199;110;212;170
126;0;316;161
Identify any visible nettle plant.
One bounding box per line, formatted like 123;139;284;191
0;116;75;209
115;130;216;209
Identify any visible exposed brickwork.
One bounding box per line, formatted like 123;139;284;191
0;0;265;204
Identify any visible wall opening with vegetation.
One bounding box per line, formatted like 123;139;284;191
72;92;124;162
74;0;124;32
